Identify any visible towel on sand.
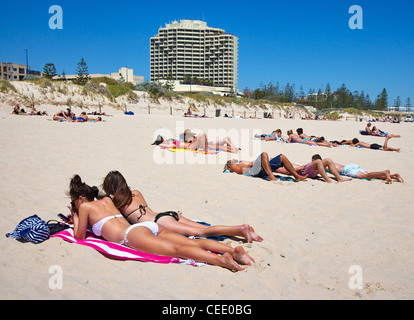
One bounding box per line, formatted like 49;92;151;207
51;228;204;267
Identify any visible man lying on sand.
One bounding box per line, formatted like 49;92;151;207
276;154;352;183
342;136;400;152
223;152;308;182
334;163;404;184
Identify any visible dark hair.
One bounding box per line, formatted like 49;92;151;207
296;128;303;134
102;171;133;211
352;138;359;144
312;154;322;161
69;175;97;201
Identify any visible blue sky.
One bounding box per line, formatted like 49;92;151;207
1;0;413;104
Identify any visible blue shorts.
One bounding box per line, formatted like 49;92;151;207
342;164;366;178
249;154;282;179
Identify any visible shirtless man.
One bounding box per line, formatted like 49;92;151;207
343;136;400;152
224;152;308;182
334;163;404;184
277;154;352;183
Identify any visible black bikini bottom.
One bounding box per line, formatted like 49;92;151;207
154;211;180;223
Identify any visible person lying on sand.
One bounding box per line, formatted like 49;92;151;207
102;171;263;243
276;154;352;183
364;123;401;138
255;129;283;142
334;163;404;184
183;130;240;153
67;174;254;272
159;130;240;153
342;136;400;152
287;130;332;147
296;128;331;145
223;152;308;182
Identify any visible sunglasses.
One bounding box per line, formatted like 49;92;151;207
70;198;79;213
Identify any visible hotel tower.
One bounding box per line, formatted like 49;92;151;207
150;20;238;93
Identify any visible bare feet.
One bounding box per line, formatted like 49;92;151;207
240;224;253;243
338;176;352;182
249;225;263;242
394;173;404;183
221;252;245;272
233;246;255;266
385;170;392;184
295;174;308;182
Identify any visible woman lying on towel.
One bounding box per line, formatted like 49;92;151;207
68;175;254;271
102;171;263;243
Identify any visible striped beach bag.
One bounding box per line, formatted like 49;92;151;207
6;215;50;244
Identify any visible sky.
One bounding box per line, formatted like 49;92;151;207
1;0;413;105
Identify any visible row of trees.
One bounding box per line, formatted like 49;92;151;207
42;58;90;85
243;81;412;111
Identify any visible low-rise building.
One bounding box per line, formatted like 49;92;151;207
1;62;28;81
55;67;144;85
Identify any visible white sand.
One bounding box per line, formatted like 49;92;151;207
0;93;413;300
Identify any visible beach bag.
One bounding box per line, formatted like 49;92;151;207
46;220;70;235
6;215;50;244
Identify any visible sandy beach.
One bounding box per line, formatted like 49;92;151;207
0;100;413;300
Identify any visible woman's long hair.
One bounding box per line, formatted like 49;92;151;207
102;171;133;211
69;175;97;201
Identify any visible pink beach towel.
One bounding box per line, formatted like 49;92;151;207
51;228;204;267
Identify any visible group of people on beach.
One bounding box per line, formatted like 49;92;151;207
65;171;262;271
258;125;402;153
225;152;404;184
153;126;403;185
12;104;48;116
62;119;403;272
53;108;104;122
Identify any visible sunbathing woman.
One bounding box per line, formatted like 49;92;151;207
183;130;240;153
53;110;70;121
102;171;262;243
68;174;254;271
287;130;331;148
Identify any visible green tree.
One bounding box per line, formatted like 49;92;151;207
395;96;401;111
61;70;67;82
163;69;175;91
405;97;412;112
380;88;388;110
74;57;90;86
43;63;57;79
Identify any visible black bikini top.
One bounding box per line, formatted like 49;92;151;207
124;205;147;222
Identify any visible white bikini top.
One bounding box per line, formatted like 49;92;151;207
92;214;123;237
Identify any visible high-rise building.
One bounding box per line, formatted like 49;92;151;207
150;20;238;93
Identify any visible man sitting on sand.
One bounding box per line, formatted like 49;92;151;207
334;163;404;184
223;152;308;182
342;136;400;152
